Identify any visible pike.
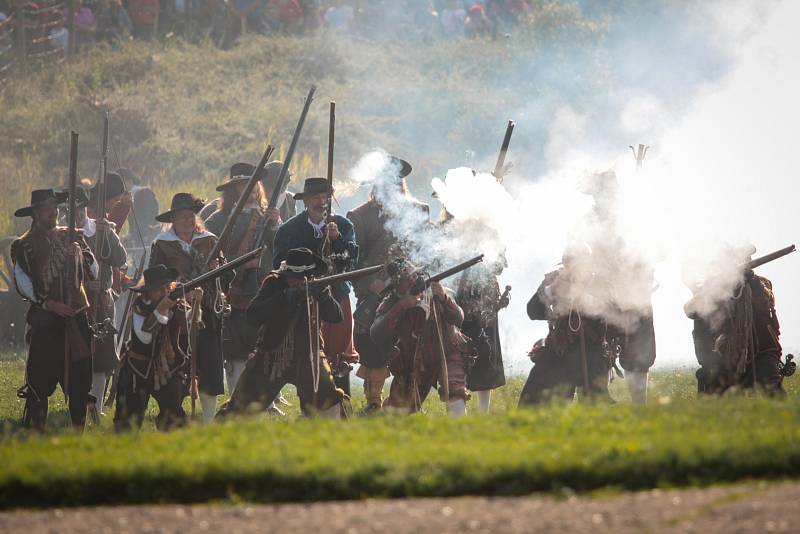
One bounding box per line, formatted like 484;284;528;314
493;120;515;181
744;245;796;270
205;144;275;265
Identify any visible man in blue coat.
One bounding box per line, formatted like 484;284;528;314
273;178;359;395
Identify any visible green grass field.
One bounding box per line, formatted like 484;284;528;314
0;351;798;509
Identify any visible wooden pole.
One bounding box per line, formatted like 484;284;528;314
66;0;75;57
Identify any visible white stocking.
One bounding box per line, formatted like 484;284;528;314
321;402;342;420
199;392;217;424
90;372;107;414
448;398;467;417
475;390;492;414
626;370;648;405
226;360;247;395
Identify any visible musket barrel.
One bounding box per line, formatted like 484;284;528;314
425;254;484;286
267;86;316;212
206;144;274;264
493;120;515;179
66;131;79;243
170;247;263;299
745;245;796;270
326;101;335;223
308;264;383;288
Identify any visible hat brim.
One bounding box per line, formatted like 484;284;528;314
279;256;328;278
215;176;250;192
155;203;204;223
14;193;69;218
389;157;412;178
293;186;333;201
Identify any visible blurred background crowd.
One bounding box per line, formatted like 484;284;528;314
0;0;533;80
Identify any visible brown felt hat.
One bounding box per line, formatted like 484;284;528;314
155;193;205;223
14;189;69;217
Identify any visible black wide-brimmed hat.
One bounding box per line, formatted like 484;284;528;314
388;156;412;179
129;264;179;292
216;162;256;192
278;247;328;278
293;177;332;201
155;193;206;223
89;172;126;205
262;160;294;193
14;189;69;217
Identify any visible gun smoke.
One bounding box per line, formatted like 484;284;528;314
334;0;798;373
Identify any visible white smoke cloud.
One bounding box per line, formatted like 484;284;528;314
340;0;799;374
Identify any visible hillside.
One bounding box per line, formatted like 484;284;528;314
0;3;610;237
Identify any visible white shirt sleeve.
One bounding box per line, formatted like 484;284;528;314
88;256;99;279
132;312;152;345
133;308;171;346
13;262;37;303
153;309;170;325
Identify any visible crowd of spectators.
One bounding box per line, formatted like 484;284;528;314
0;0;532;65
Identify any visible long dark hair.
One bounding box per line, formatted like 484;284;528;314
220;182;268;213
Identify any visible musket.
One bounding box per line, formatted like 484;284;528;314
105;251;147;408
268;86;316;214
430;297;449;411
169;246;263;299
326;101;335;224
322;101;336;259
629;143;649;170
250;86;316;269
353;255;485;330
421;254;485;290
206;144;275;265
66;132;79;248
305;264;383;289
493;120;515;181
188;290;201;419
744;245;796;271
62;131;79;405
92;113;110;322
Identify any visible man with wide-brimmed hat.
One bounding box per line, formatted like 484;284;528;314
370;257;470;415
684;244;788;396
346;154;430;412
198;161;297;223
272;177;360;396
150;192;226;424
11;188;99;430
218;247;351;418
113;264;202;431
518;244;617;407
262;159;297;222
205;163;281;394
69;186;129;422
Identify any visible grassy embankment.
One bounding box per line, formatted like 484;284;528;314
0;2;604;241
0;356;798;509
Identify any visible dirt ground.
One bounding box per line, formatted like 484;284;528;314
1;481;797;533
